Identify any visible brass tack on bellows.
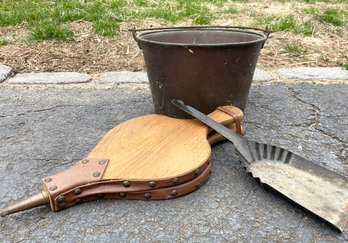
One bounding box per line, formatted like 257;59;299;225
194;168;200;176
144;193;152;199
172;177;179;185
74;188;82;195
75;198;82;204
44;177;52;183
98;160;107;165
123;181;131;187
49;185;58;191
119;192;126;198
93;171;101;177
81;159;89;164
149;181;156;188
171;190;178;197
57;196;65;203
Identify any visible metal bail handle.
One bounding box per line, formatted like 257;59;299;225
131;27;142;49
261;26;271;49
130;25;271;49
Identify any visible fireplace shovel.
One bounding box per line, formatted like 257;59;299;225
173;99;348;232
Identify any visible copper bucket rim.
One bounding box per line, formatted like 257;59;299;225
131;25;270;48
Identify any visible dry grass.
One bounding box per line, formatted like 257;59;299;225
0;21;145;73
0;1;347;74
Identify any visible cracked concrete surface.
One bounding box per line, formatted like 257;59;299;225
0;82;347;242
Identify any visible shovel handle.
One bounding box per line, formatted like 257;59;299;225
171;99;245;145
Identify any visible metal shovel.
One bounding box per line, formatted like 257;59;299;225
172;99;348;232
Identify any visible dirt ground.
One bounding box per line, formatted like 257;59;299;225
0;1;347;74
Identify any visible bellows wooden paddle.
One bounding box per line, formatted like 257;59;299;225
0;106;244;216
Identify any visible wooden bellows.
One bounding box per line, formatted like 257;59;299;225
0;105;244;216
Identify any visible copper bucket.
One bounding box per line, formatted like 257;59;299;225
132;26;269;118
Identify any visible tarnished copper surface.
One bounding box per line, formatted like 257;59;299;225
58;163;212;210
49;159;211;211
40;154;212;212
132;26;269;118
42;158;109;211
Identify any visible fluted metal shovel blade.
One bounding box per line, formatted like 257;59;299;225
172;99;348;232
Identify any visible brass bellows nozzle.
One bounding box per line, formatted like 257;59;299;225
0;191;50;217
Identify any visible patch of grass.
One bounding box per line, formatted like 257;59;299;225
304;7;347;26
274;15;298;30
337;62;348;70
303;7;317;15
296;20;316;36
303;0;347;3
316;9;345;26
303;0;319;3
254;15;315;36
0;38;9;46
93;19;120;36
193;12;213;25
224;6;238;14
227;0;251;2
77;1;124;34
30;21;74;41
284;43;308;56
319;54;330;62
253;15;277;27
0;1;86;26
132;0;149;7
274;16;315;35
134;1;214;25
135;4;182;23
179;1;214;25
0;0;124;40
0;0;346;42
53;1;88;23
